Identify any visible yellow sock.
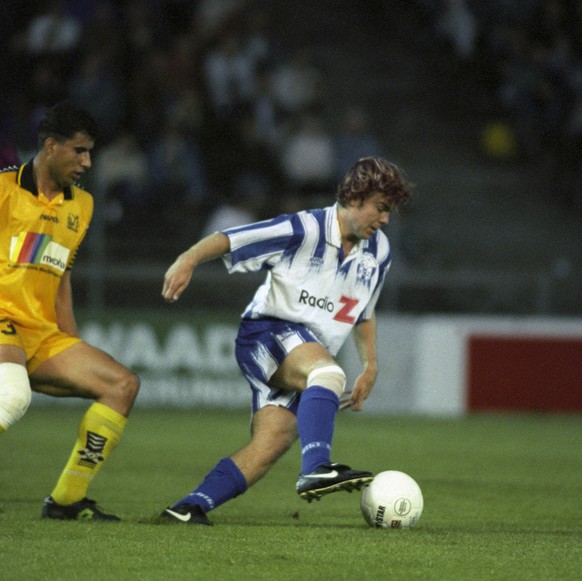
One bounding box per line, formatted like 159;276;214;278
50;402;127;505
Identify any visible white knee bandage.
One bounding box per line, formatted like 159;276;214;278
0;363;32;430
306;365;346;397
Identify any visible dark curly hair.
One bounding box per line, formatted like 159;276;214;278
336;157;412;209
38;101;99;147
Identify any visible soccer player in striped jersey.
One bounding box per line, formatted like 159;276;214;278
161;157;412;524
0;102;140;521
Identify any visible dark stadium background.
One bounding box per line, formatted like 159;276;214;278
1;0;581;315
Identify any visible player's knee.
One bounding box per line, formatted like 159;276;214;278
306;365;346;397
118;370;140;404
0;363;32;430
106;367;140;406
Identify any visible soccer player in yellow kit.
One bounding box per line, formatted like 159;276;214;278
0;102;140;521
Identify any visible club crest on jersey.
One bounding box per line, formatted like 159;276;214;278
308;256;324;271
67;213;80;232
356;253;377;286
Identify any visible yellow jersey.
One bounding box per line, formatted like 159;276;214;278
0;162;94;330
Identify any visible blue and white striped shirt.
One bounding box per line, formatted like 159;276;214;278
221;204;392;356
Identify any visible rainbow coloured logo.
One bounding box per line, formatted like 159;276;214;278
10;232;70;272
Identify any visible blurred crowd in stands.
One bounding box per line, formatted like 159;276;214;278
415;0;582;209
0;0;385;243
1;0;581;248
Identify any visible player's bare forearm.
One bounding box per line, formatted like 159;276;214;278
342;315;378;411
354;315;378;378
162;232;230;302
55;271;80;337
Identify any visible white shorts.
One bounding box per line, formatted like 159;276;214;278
235;318;323;414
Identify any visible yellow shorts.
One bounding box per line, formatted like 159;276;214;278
0;317;82;373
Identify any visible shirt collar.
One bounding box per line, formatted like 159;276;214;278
326;203;365;254
327;204;343;248
17;160;73;200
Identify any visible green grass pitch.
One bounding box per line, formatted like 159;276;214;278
1;406;581;580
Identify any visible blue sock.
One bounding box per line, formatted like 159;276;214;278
297;386;340;474
172;457;247;513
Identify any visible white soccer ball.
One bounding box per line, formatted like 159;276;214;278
360;470;424;529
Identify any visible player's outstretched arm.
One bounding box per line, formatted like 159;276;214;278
162;232;231;302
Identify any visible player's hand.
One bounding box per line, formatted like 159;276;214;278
162;254;195;302
339;371;376;411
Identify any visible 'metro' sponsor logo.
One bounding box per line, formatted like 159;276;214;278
299;289;334;312
41;254;67;270
10;233;70;273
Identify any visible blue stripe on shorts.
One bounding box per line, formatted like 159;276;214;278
235;318;322;414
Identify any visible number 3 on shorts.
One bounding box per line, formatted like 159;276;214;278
0;319;17;336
